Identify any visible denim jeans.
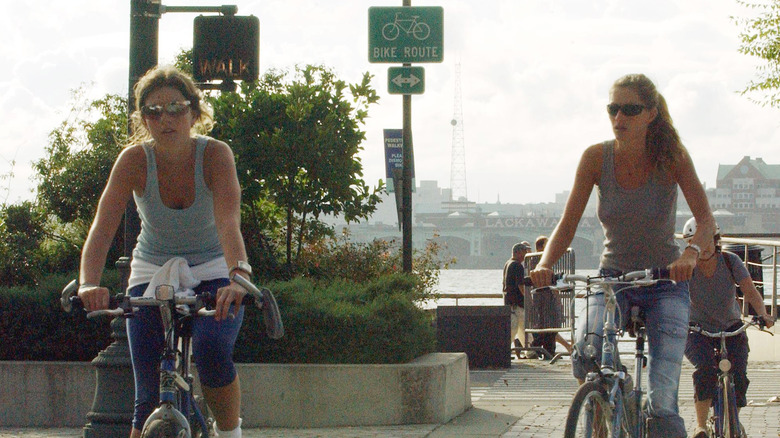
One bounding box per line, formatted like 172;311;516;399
571;270;690;438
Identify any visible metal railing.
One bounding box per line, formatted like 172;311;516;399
436;237;779;319
719;234;779;318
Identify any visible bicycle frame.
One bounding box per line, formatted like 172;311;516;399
141;285;210;437
564;269;670;438
688;318;768;438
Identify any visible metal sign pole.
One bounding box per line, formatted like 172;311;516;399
401;0;413;273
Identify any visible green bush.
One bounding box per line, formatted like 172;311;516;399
0;271;436;364
0;272;118;360
234;273;436;364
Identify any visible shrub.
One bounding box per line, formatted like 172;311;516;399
234;273;436;364
1;271;435;364
0;272;118;360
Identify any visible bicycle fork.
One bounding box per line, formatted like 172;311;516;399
713;335;740;438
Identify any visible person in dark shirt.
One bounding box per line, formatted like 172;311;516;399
503;241;531;356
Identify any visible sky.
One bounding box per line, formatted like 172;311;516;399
2;0;779;207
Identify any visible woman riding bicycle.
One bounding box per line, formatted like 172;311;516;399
77;65;249;438
682;217;774;438
530;73;715;437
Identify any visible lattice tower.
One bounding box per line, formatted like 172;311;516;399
449;62;467;201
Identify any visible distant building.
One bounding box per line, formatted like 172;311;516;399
708;156;780;233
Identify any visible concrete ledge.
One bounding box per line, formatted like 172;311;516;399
240;352;471;428
0;353;471;428
0;361;94;427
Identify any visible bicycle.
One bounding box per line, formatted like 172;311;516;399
61;274;284;438
560;269;672;438
381;12;431;41
688;316;772;438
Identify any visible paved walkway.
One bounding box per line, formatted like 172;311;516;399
3;329;780;437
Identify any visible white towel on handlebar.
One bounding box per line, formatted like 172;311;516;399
128;256;230;298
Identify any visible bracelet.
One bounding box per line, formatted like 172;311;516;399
685;243;701;255
78;283;99;291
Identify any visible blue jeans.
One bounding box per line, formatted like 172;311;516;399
126;278;244;430
572;270;690;438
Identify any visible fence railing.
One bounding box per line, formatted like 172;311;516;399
437;237;779;319
719;234;779;318
437;248;575;304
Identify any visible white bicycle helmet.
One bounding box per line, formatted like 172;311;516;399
681;217;720;240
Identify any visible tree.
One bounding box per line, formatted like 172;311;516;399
33;89;128;267
210;65;385;268
735;0;780;107
0;202;46;286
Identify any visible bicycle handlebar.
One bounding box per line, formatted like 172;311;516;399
689;316;774;338
60;275;285;339
562;268;672;287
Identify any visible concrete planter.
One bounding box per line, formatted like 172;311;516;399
0;352;470;428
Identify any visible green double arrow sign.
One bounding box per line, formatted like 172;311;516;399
388;66;425;95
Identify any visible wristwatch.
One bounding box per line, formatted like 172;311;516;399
685;243;702;256
229;260;252;277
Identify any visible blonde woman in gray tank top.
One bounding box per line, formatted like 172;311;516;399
530;74;715;437
77;65;248;438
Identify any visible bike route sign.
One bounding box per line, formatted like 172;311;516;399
388;66;425;94
368;6;443;63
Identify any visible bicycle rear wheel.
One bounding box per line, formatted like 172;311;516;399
564;381;613;438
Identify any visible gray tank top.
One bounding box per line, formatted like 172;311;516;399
597;141;680;272
132;136;223;266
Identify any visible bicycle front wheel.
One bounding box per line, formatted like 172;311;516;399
564;381;614;438
720;374;741;438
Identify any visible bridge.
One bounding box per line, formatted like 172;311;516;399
343;211;749;270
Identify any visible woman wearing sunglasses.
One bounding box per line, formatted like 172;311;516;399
77;65;248;438
530;73;715;437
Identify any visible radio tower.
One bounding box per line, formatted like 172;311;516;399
449;62;467;202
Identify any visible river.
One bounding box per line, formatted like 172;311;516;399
432;267;777;309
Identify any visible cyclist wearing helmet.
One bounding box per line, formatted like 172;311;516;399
682;217;774;438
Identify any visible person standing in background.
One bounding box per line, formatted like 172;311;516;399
503;241;531;358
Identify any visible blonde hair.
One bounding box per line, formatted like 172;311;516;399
128;65;214;145
611;74;686;173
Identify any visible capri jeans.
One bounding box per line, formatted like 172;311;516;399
571;269;690;438
685;325;750;407
127;278;245;430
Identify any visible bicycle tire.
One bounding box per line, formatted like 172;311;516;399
722;374;741;438
564;381;613;438
141;418;190;438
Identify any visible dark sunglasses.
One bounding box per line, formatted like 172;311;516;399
141;100;191;119
606;103;645;117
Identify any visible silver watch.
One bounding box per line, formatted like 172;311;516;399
230;260;252;277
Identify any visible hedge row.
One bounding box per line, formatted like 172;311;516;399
0;271;436;364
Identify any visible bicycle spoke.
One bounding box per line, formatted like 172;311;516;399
565;381;613;438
